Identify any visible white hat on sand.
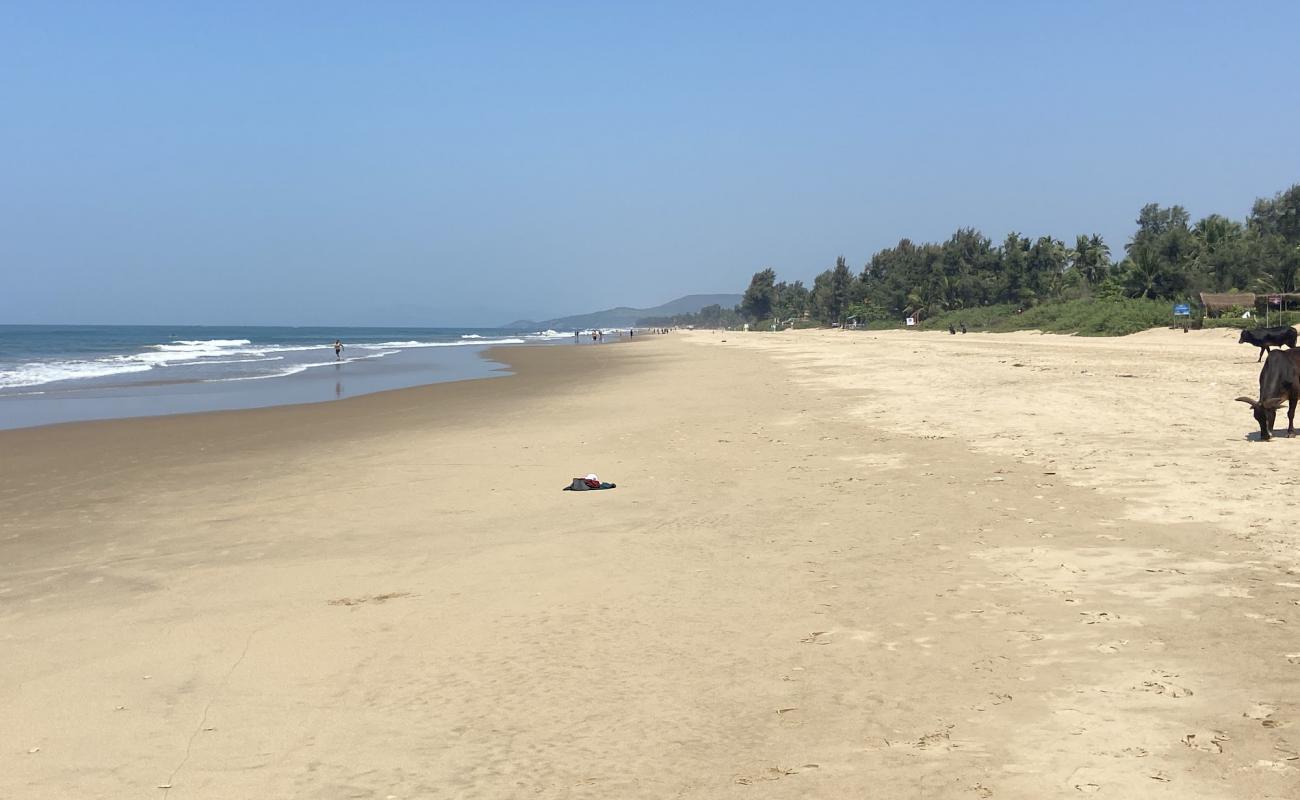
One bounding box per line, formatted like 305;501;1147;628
585;473;599;481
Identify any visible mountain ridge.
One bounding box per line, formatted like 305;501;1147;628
506;293;741;330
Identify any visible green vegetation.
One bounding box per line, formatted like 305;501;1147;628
665;181;1300;336
639;302;746;329
924;299;1177;336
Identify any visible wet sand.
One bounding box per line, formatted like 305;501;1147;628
3;330;1298;798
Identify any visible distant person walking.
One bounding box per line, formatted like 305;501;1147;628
333;339;344;360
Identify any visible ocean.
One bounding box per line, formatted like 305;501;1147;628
0;324;580;430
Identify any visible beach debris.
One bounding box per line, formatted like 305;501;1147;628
562;474;617;491
775;707;798;715
27;747;40;754
800;631;831;644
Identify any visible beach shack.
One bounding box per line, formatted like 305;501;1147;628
1199;292;1256;318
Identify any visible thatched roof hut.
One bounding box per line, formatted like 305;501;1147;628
1199;292;1255;313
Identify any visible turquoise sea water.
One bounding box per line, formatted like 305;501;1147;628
0;324;579;430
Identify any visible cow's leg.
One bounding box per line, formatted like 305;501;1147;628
1289;394;1297;437
1259;345;1267;362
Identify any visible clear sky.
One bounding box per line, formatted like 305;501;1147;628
3;1;1298;326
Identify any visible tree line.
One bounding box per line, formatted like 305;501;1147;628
643;182;1300;329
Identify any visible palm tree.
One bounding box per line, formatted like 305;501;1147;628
1070;234;1111;285
906;283;939;321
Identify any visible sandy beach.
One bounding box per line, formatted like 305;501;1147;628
4;329;1300;799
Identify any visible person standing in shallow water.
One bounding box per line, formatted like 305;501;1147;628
333;339;343;360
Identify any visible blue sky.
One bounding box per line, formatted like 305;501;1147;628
2;1;1298;325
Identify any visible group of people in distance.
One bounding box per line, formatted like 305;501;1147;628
574;328;669;342
947;323;968;335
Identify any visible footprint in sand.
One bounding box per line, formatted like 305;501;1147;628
1217;586;1253;598
972;693;1013;711
327;592;411;607
1094;640;1128;654
1182;731;1229;754
914;726;956;751
1142;680;1193;698
1244;703;1285;727
1254;759;1299;773
1079;611;1118;624
1240;612;1287;624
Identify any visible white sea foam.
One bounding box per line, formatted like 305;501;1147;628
0;338;270;389
151;339;252;352
0;360;154;389
171;356;286;367
208;364;313;382
362;338;525;348
0;335;530;391
526;329;576;340
205;350;399;382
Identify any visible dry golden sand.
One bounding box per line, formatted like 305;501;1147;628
2;330;1299;798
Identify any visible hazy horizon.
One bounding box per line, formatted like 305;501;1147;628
4;2;1299;326
0;289;739;329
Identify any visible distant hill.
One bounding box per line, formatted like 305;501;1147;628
506;293;742;330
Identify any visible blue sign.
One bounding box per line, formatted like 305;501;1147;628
1173;304;1190;316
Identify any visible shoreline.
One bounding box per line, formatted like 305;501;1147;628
0;322;636;431
0;340;640;517
0;338;634;433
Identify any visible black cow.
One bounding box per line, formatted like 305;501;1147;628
1236;349;1300;440
1239;326;1298;362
